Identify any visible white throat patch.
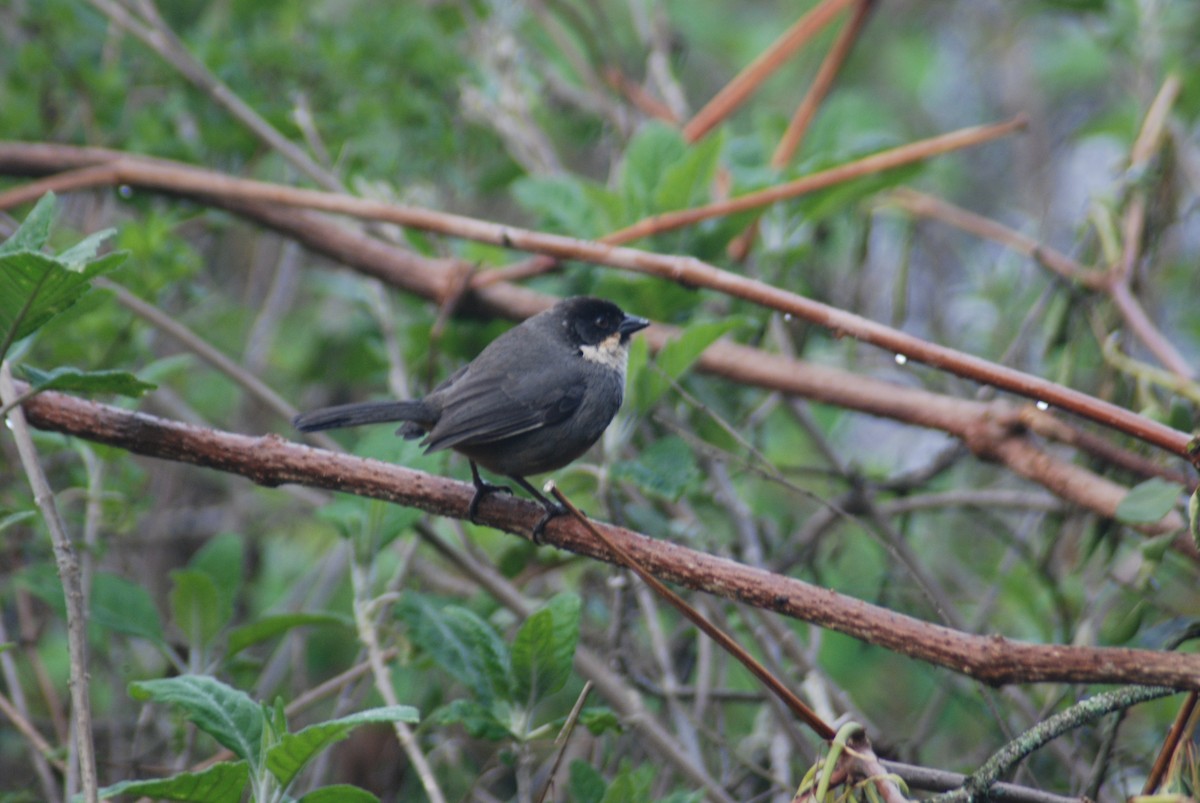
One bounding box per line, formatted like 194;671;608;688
580;332;629;378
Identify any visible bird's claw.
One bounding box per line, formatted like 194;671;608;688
530;502;567;545
467;480;512;523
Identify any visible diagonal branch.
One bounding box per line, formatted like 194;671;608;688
0;142;1188;462
15;383;1200;691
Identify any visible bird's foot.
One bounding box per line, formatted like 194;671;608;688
530;501;568;545
468;462;512;523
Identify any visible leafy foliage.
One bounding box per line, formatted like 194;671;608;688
100;675;416;802
3;0;1200;801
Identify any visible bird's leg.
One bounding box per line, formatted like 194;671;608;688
467;461;512;522
509;476;567;544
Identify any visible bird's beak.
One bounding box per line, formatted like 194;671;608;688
619;315;651;336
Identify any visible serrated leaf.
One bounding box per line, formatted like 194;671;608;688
266;705;418;788
512;593;580;708
58;227;117;271
397;593;511;704
90;572;165;645
1115;478;1183;524
129;676;264;765
298;785;381;803
95;761;249;803
170;570;228;652
227;613;352;657
0;250;120;361
0;193;56;255
17;364;156;397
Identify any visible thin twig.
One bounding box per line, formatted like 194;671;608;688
551;481;843;742
0;687;67;781
614;117;1027;243
883;188;1105;289
0;363;99;803
1142;690;1199;794
535;682;594;803
682;0;857;142
1108;74;1192;378
773;0;877;167
928;686;1178;803
350;560;447;803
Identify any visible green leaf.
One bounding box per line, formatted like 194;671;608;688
297;785;381;803
620;122;688;217
0;192;56;255
187;534;244;624
90;572;165;645
268;696;289;739
58;227;118;271
511;176;602;238
13;564;64;614
579;707;623;735
634;318;743;413
1101;599;1147;645
511;593;580;707
95;761;249;803
612;436;701;502
1115;478;1183;524
600;762;655;803
0;508;37;535
129;676;264;765
654;130;724;213
227;612;352;657
170;570;228;653
0;249;122;361
17;364;156;397
568;760;607;803
427;698;512;740
266;705;418;788
397;594;512;705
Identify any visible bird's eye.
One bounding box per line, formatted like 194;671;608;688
595;315;607;329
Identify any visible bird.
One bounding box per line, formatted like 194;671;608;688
293;296;650;539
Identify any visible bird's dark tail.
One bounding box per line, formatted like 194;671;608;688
293;400;433;433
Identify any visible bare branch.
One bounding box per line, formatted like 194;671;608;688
14;384;1200;691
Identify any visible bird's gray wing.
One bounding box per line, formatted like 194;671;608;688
421;359;587;453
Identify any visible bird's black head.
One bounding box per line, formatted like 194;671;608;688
554;297;650;347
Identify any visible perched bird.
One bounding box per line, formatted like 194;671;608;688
294;296;650;539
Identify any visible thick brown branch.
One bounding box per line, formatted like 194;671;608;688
0;143;1189;543
0;144;1185;463
0;142;1189;462
17;386;1200;691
